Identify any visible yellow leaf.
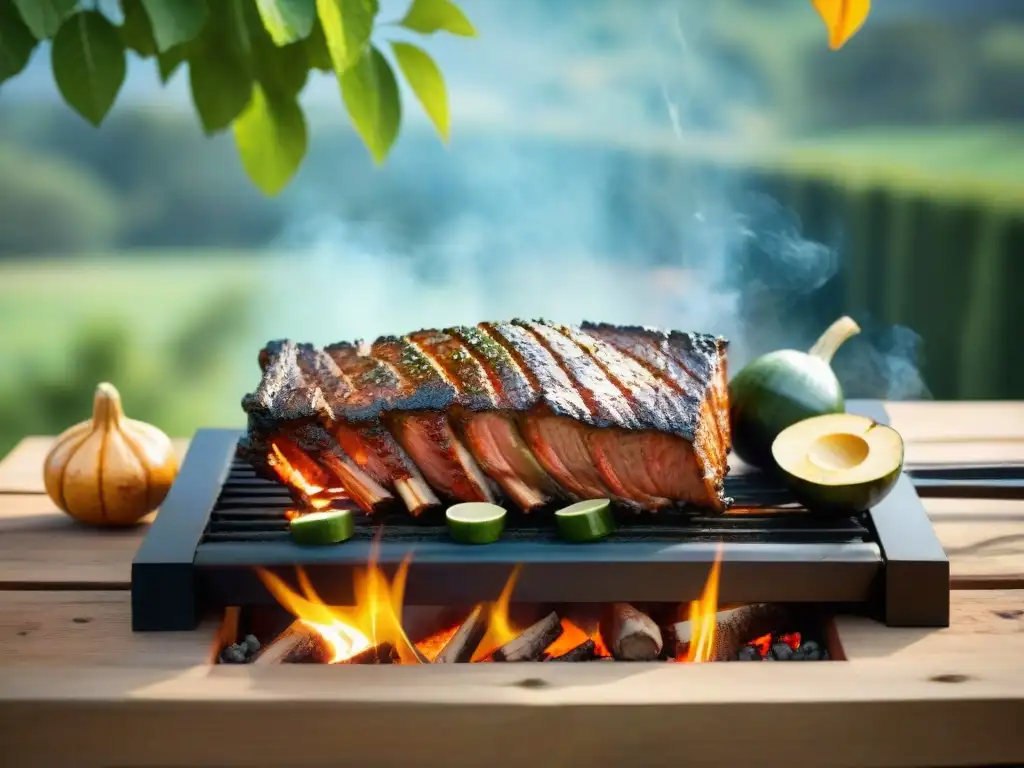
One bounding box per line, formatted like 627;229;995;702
811;0;871;50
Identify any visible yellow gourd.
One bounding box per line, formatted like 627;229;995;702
43;382;178;526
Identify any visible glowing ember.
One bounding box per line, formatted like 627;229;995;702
685;545;723;663
749;631;803;658
255;539;421;664
415;623;460;661
544;618;609;658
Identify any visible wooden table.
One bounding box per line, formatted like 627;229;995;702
1;402;1022;767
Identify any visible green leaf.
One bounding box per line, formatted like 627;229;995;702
264;41;309;96
0;0;37;85
390;41;448;141
157;42;187;81
304;19;332;71
245;2;309;97
399;0;475;37
140;0;207;52
50;11;127;126
188;45;253;134
340;44;401;164
233;83;307;195
12;0;77;39
256;0;315;45
223;0;254;63
119;0;158;57
315;0;374;73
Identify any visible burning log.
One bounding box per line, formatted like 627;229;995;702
434;605;488;664
600;603;663;661
345;642;399;665
671;604;790;662
492;611;562;662
545;639;596;662
252;620;331;665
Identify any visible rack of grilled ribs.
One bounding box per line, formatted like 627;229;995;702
240;319;731;516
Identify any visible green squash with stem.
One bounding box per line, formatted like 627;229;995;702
728;316;861;469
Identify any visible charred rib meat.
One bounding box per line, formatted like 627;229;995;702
242;319;730;515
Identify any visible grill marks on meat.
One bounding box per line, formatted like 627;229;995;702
409;328;560;511
580;323;729;504
318;342;440;515
243;320;730;515
371;335;495;504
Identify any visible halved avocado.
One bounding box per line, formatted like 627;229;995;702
771;413;905;513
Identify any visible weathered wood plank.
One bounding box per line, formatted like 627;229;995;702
0;436;190;494
0;591;221;666
836;589;1024;660
0;495;149;587
929;498;1024;588
886;400;1024;444
0;655;1022;768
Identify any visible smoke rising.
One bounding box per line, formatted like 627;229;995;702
258;0;928;400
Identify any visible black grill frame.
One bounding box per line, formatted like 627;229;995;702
131;400;950;631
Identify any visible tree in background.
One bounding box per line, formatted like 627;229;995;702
0;0;475;194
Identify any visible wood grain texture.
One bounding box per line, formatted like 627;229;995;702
0;591;221;666
0;436;191;494
929;498;1024;588
0;655;1022;768
0;494;149;587
836;589;1024;659
886;400;1024;443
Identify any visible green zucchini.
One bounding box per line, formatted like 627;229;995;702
729;316;861;469
446;502;507;544
554;499;615;542
289;510;355;545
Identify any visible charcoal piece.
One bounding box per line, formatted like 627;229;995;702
220;644;248;664
493;612;563;662
243;634;261;655
802;641;826;661
736;646;761;662
545;639;597;662
672;604;790;662
434;605;488;664
771;642;793;661
600;603;663;661
790;647;807;661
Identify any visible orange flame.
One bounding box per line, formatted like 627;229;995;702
543;617;610;659
415;623;460;662
255;539;421;664
269;441;346;511
470;564;523;661
685;545;724;663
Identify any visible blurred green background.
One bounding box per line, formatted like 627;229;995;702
1;0;1022;456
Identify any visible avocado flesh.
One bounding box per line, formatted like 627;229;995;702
771;413;904;513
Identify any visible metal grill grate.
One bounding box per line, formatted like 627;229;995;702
201;458;873;546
